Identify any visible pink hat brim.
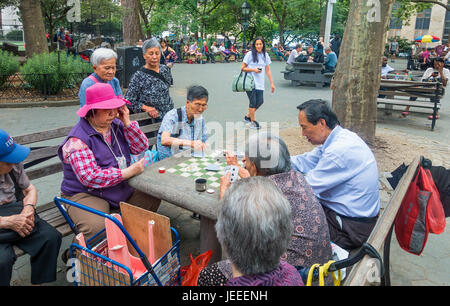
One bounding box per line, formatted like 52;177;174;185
77;97;130;118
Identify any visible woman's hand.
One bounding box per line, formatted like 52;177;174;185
254;68;262;73
191;140;206;152
271;83;275;93
121;158;145;180
219;172;232;200
117;105;131;127
225;151;239;166
142;105;159;118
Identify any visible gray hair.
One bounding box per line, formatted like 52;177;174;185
325;47;331;52
90;48;118;67
216;176;293;275
142;38;162;54
245;132;291;176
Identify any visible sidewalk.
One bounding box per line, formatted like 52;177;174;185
4;59;449;286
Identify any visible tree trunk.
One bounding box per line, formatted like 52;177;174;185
121;0;144;46
331;0;394;144
18;0;48;57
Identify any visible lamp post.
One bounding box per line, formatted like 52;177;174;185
241;1;250;50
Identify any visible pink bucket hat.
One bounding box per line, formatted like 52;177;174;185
77;83;130;117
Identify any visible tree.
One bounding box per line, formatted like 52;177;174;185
18;0;48;57
331;0;394;144
121;0;144;45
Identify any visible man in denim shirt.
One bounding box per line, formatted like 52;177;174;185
157;86;208;160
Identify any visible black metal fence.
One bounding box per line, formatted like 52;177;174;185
0;72;92;102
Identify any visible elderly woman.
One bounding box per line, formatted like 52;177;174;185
78;48;122;108
198;132;332;286
125;38;174;123
58;83;160;244
214;176;304;286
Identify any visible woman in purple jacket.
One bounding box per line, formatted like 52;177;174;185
58;83;159;244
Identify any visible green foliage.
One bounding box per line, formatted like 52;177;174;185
0;50;20;87
20;52;93;95
5;30;23;41
386;36;414;53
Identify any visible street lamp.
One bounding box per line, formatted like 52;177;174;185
241;1;250;50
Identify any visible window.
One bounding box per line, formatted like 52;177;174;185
415;8;431;30
389;3;402;30
443;10;450;42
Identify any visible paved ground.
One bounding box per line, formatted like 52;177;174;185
3;58;449;286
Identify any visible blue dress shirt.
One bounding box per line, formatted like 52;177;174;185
290;125;380;218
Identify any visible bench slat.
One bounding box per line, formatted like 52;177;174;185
377;98;441;109
14;126;73;145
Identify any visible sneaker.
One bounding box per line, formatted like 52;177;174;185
249;121;261;129
243;116;251;123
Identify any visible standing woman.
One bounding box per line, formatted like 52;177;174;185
160;39;177;69
241;37;275;129
125;38;174;140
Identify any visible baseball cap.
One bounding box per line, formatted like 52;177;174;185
0;129;30;164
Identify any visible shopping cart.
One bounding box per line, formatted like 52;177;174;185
54;196;181;286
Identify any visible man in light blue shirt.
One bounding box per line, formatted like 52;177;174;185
290;99;380;250
323;47;337;73
157;85;208;160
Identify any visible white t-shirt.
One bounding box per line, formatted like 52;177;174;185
287;49;299;65
421;67;450;83
243;51;272;90
381;64;394;77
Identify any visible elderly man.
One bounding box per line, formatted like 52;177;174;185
323;47;337;73
156;85;209;160
297;45;324;63
290;99;380;250
285;43;302;72
78;48;123;107
0;129;62;285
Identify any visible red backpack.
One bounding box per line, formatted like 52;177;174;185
394;160;446;255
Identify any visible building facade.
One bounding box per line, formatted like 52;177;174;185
387;0;449;46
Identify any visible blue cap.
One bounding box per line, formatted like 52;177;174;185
0;129;30;164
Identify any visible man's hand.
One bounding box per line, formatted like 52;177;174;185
225;151;239;166
191;140;206;152
21;205;35;224
0;214;35;238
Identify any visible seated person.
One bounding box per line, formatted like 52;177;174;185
200;41;215;63
0;129;62;285
59;83;160;245
290;100;380;251
296;46;324;63
323;47;337;73
403;57;449;119
286;43;302;71
229;43;241;61
219;42;231;62
188;41;203;62
157;85;208;160
78;48;122;108
380;56;395;78
198;132;332;286
202;176;304;286
271;44;287;61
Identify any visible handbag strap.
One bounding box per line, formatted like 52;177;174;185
235;71;243;92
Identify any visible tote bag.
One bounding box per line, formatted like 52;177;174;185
394;162;446;255
232;71;255;92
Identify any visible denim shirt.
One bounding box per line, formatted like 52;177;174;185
156;106;208;160
290;126;380;218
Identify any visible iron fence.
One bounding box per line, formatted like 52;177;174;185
0;72;91;102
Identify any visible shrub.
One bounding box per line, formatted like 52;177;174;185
0;50;20;87
20;52;93;95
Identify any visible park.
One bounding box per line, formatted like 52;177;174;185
0;0;449;289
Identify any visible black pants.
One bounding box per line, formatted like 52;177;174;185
322;205;378;251
203;52;215;63
0;201;62;285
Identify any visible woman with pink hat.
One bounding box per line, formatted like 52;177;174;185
57;83;160;249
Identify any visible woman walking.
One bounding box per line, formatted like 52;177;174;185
241;37;275;129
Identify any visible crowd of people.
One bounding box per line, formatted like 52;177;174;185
1;32;449;287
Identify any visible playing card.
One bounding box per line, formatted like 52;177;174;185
224;165;239;183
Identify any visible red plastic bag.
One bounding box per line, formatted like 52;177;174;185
180;250;212;286
394;162;446;255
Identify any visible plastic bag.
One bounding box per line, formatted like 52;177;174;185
131;149;159;166
180;250;212;286
394;162;446;255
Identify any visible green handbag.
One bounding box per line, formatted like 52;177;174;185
232;71;255;92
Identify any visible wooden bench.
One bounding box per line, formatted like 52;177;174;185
12;112;161;256
342;156;420;285
377;79;444;131
282;62;333;88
